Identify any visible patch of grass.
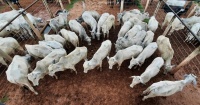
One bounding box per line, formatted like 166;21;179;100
0;95;9;103
135;0;144;12
143;18;149;24
66;0;81;10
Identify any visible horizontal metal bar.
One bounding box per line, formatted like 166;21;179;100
0;0;39;32
161;0;200;43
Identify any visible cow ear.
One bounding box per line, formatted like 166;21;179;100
184;74;188;79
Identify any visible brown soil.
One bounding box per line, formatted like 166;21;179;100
0;0;200;105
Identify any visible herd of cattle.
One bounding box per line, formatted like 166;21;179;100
0;7;198;101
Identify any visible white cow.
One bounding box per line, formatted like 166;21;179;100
0;37;24;55
129;42;158;69
142;74;197;101
25;44;53;58
83;40;112;73
48;47;88;76
107;45;143;70
157;35;174;74
96;13;110;40
82;11;97;39
117;21;134;38
44;34;66;45
39;40;63;49
6;54;38;95
128;17;147;31
69;20;91;45
60;29;79;47
28;49;66;86
130;57;164;88
101;14;115;39
148;16;158;32
141;31;154;47
185;23;200;42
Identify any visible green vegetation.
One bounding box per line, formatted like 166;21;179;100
135;0;144;12
143;18;149;24
66;0;81;10
0;95;9;103
194;0;200;6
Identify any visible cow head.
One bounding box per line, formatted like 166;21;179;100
129;76;141;88
83;60;90;73
85;36;91;45
128;57;140;69
28;72;41;86
48;63;64;77
164;65;175;74
107;56;117;69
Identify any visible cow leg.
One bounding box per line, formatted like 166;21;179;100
22;79;38;95
100;61;103;71
161;19;167;29
71;66;77;74
107;31;109;39
117;62;122;70
142;92;156;101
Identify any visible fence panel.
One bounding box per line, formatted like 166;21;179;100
141;0;200;75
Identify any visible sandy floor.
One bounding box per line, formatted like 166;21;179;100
0;0;200;105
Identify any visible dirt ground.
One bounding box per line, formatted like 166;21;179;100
0;0;200;105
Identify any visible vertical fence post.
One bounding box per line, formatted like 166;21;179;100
163;15;176;36
170;46;200;74
0;49;12;62
153;0;162;16
68;0;71;4
187;5;197;18
58;0;64;10
120;0;124;13
42;0;54;18
6;1;15;10
144;0;150;12
21;13;43;40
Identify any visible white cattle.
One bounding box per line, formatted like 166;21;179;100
166;0;186;7
6;55;38;95
82;11;97;39
28;49;66;86
141;31;154;47
129;42;158;69
157;35;174;74
121;12;149;24
161;12;185;35
83;40;112;73
148;16;158;32
130;57;164;88
117;21;134;38
44;34;66;45
124;25;142;38
107;45;143;70
185;23;200;42
48;47;88;76
101;14;115;39
87;10;100;21
69;20;91;45
25;44;53;58
39;40;63;49
128;17;147;31
0;37;24;55
49;10;69;33
142;74;197;101
96;13;110;40
60;29;79;47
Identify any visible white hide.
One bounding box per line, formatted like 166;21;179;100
60;29;79;47
69;20;91;45
101;14;115;39
83;40;112;73
44;34;66;45
130;57;164;88
108;45;143;70
28;49;66;86
6;55;38;95
128;42;158;69
48;47;88;76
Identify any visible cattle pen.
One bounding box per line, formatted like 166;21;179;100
0;0;200;105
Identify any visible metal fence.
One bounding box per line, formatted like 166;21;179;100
141;0;200;75
0;0;66;102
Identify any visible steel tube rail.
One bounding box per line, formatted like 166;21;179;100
0;0;39;32
161;0;200;42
